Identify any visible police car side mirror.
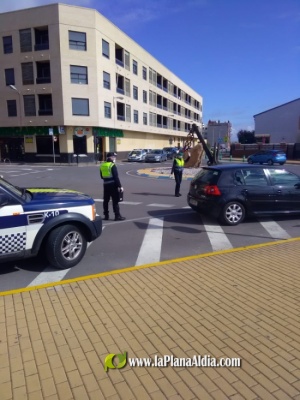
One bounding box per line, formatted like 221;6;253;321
0;193;9;207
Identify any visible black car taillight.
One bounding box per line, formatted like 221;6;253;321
204;185;221;196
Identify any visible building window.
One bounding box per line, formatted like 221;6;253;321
103;71;110;89
7;100;17;117
143;66;147;80
21;62;34;85
38;94;53;116
143;90;147;104
125;104;131;122
5;68;15;86
104;102;111;118
34;27;49;51
125;78;131;97
133;85;138;100
102;39;109;58
125;50;130;71
72;98;89;116
69;31;86;51
143;112;147;125
24;95;36;116
70;65;88;84
36;61;51;84
133;110;138;124
133;60;138;75
19;28;32;52
3;36;13;54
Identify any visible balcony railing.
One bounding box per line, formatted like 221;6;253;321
34;43;49;51
38;109;53;116
36;77;51;84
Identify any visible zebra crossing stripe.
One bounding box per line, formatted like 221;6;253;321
201;216;233;251
259;220;291;240
135;218;164;266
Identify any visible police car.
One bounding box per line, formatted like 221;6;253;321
0;175;102;269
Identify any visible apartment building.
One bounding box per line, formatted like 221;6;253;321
203;120;231;149
0;3;203;163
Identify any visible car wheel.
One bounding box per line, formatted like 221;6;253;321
220;201;245;226
248;159;253;164
46;224;87;269
279;162;285;165
267;159;273;165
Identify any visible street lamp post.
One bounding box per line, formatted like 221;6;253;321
9;85;22;132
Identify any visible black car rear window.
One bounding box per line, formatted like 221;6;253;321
192;169;221;185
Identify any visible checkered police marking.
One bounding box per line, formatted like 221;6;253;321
0;232;26;254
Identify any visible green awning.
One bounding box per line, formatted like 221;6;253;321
93;127;123;137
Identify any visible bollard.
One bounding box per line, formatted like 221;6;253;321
243;155;246;162
229;155;232;162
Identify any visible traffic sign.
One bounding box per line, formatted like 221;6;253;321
49;128;53;136
53;136;58;142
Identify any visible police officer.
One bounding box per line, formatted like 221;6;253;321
171;150;185;197
100;152;125;221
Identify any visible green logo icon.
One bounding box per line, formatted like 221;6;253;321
104;351;127;372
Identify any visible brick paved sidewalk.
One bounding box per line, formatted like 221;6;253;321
1;238;300;400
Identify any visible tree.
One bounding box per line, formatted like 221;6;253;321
237;130;256;144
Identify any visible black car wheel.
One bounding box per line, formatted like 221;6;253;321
267;159;273;165
279;162;285;165
46;224;87;269
220;201;245;226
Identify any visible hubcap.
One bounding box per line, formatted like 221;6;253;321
61;231;82;260
225;204;243;224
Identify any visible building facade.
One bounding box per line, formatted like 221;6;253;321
0;3;203;163
203;120;231;149
253;98;300;144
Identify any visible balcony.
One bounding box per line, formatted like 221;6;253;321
36;76;51;84
34;43;49;51
38;109;53;116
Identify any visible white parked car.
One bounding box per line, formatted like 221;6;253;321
127;149;147;162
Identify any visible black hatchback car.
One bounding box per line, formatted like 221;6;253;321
187;164;300;225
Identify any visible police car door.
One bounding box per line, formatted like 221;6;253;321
0;187;27;259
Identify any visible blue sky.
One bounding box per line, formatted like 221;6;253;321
1;0;299;139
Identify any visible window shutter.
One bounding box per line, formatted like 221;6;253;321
125;78;130;96
22;62;34;85
19;29;32;52
24;95;36;116
125;51;130;71
125;104;131;122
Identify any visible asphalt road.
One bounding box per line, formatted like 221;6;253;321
1;160;300;292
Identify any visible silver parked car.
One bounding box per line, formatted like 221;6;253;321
145;149;168;163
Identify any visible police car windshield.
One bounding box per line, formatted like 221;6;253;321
0;177;23;198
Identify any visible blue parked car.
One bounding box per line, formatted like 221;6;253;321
247;150;286;165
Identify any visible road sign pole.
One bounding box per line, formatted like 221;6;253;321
53;136;55;164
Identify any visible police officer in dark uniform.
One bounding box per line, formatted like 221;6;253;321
171;150;185;197
100;152;125;221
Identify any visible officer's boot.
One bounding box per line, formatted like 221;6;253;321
114;214;126;221
104;213;109;221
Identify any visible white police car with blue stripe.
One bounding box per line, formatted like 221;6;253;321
0;176;102;269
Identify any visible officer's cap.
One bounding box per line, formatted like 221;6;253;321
107;152;117;158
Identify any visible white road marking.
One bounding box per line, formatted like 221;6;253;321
135;218;164;265
259;220;291;239
94;199;141;205
201;216;233;251
147;203;173;207
27;228;105;286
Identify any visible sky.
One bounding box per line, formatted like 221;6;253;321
1;0;299;140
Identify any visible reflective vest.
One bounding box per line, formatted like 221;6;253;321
175;158;185;168
100;162;114;178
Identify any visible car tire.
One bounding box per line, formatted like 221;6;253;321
279;162;285;165
220;201;245;226
267;159;273;165
46;224;87;269
248;159;253;164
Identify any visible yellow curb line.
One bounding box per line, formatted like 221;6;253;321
1;237;300;297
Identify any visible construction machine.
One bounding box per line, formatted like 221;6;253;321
183;123;220;167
